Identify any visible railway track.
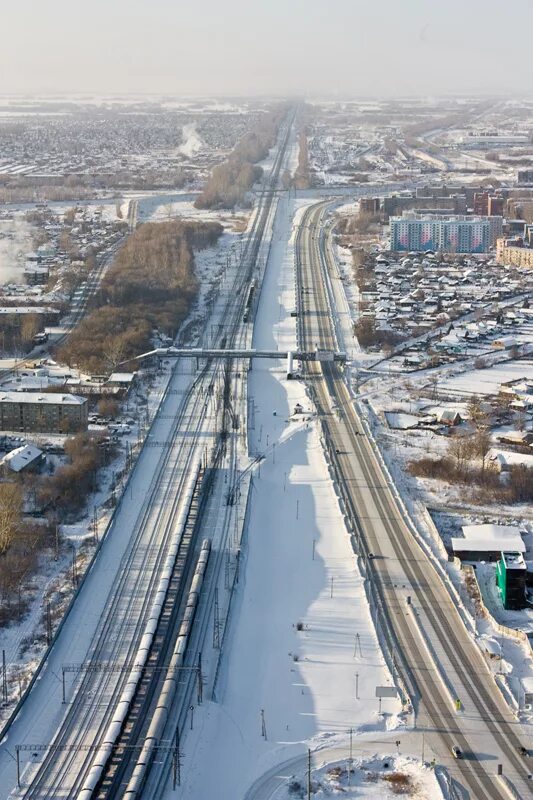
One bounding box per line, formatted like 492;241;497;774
295;201;532;799
12;109;295;799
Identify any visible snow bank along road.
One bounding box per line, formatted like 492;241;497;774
296;201;532;799
0;113;295;798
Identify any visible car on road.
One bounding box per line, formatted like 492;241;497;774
451;746;462;759
517;745;528;756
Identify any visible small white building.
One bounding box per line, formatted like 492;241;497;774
0;444;44;474
451;523;526;562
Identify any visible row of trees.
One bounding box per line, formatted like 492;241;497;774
58;219;222;373
195;106;287;209
293;131;311;189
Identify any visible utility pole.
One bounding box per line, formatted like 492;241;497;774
71;548;78;588
2;649;7;705
197;652;203;704
261;708;267;739
46;597;52;646
93;506;98;545
307;748;312;800
348;727;353;786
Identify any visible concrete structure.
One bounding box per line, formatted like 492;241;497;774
496;551;527;610
451;524;526;562
0;392;88;433
496;237;533;268
390;214;492;253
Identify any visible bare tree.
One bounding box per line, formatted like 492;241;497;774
0;483;23;554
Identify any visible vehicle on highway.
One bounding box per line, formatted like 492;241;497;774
517;745;528;756
451;745;462;759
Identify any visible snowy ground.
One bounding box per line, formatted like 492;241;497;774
177;192;404;799
274;754;443;800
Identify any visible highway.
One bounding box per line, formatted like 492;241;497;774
295;201;532;799
1;113;295;799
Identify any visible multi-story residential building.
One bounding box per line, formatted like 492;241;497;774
390;214;493;253
0;392;88;433
473;192;489;216
496;238;533;268
488;196;504;217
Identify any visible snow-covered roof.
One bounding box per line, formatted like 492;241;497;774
489;449;533;469
107;372;135;384
0;391;86;405
1;444;43;472
452;524;525;554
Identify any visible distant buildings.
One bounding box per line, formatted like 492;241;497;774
473;192;504;218
380;187;506;222
462;132;530;148
359;197;380;215
0;392;88;433
390;214;498;253
517;168;533;186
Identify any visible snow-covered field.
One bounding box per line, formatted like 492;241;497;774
440;360;533;397
177;193;405;799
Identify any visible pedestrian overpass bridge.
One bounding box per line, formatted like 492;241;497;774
126;346;347;378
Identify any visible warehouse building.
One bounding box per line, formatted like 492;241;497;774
0;392;88;433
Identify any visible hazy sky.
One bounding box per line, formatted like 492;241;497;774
2;0;532;97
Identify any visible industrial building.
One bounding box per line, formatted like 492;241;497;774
0;392;88;433
390;214;496;253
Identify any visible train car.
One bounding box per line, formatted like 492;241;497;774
243;280;256;322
